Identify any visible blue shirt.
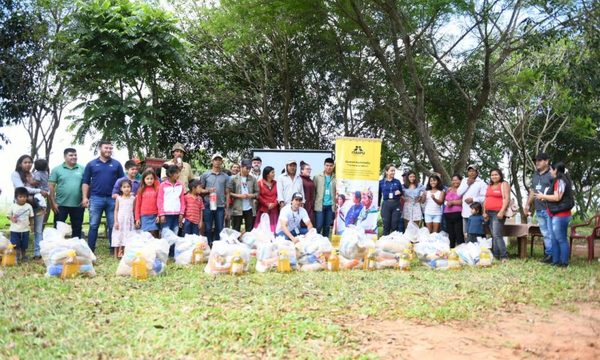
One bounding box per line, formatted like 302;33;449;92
345;203;363;226
467;214;486;235
83;158;124;197
379;178;403;204
112;176;140;196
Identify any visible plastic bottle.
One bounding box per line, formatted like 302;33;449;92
447;249;460;270
2;244;17;267
209;191;217;211
478;248;493;267
230;250;244;275
132;252;148;280
327;249;340;272
277;249;291;273
191;243;205;264
407;242;415;261
363;248;377;271
60;250;80;279
397;249;411;271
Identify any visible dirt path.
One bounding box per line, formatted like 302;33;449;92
347;303;600;359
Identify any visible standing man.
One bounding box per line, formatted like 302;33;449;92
525;152;554;263
228;160;259;232
82;140;124;253
277;160;304;207
313;157;336;237
457;164;487;234
161;142;193;190
200;153;231;245
250;156;262;180
48;148;85;238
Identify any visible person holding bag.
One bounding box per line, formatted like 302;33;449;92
483;168;511;262
535;161;574;267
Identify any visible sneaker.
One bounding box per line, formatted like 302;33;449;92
21;255;30;262
541;255;552;264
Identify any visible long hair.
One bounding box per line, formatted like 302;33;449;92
403;170;419;188
489;168;505;184
426;174;443;191
138;169;158;195
15;154;34;183
551;161;571;185
262;166;275;181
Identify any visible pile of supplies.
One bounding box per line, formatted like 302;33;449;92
116;231;170;277
205;228;250;275
40;222;96;278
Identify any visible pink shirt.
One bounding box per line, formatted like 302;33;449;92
157;180;186;216
444;189;462;213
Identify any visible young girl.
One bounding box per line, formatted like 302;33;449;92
466;202;486;243
424;174;446;233
112;180;135;258
157;165;185;236
402;171;425;228
135;169;160;238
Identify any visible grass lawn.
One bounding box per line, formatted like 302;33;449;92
1;232;599;359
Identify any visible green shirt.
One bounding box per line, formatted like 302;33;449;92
49;163;84;207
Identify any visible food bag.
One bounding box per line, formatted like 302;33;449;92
338;226;375;269
414;231;451;269
295;230;332;271
170;230;210;265
241;213;274;251
0;233;9;252
256;237;297;273
404;221;420;242
40;222;97;277
116;232;170;276
205;228;250;274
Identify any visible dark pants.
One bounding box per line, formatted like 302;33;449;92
444;212;464;248
232;210;254;232
315;205;334;238
183;220;200;235
203;207;225;246
467;234;483;243
10;231;29;251
55;206;85;238
380;199;401;236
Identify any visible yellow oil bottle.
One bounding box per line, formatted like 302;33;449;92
363;248;377;271
60;250;80;279
327;249;340;272
397;249;411;271
230;250;244;275
132;252;148;280
479;248;492;267
277;249;291;273
191;243;205;264
2;244;17;267
447;249;460;270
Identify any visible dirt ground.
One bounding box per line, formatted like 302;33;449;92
349;303;600;359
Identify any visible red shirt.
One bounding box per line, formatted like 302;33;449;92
257;179;278;212
485;183;504;212
135;185;158;221
184;193;204;224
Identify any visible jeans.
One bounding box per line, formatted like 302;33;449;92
87;196;115;253
203;207;225;246
33;210;45;256
55;206;85;238
551;215;571;265
232;210;254;232
536;210;553;257
487;211;507;259
162;215;180;235
380;199;401;236
315;205;334;238
183;220;200;235
275;227;308;241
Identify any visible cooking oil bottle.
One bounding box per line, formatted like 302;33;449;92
230;250;244;275
448;249;461;270
327;249;340;272
277;249;291;273
132;252;148;280
191;243;205;264
60;250;80;279
478;248;492;267
397;249;411;271
363;248;377;271
2;244;17;267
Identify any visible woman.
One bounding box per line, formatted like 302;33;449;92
299;161;315;224
444;174;464;247
423;174;445;234
402;170;425;228
254;166;279;233
535;161;573;267
11;154;47;260
483;168;510;262
378;164;403;236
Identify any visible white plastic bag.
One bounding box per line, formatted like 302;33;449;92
256;237;297;273
204;233;251;274
404;221;420;242
116;232;169;276
0;233;10;252
40;222;97;277
338;226;375;269
295;230;332;271
173;233;210;265
414;232;450;269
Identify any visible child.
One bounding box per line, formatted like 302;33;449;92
466;202;486;243
8;187;34;261
112;180;135;258
33;159;49;210
135;169;161;238
183;180;205;235
424;174;446;233
157;165;185;236
112;159;140;198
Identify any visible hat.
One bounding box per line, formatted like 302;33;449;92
467;164;478;171
132;157;141;165
292;192;303;201
251;156;262;162
241;160;252;168
535;152;549;161
286;159;297;165
211;153;223;161
171;142;186;154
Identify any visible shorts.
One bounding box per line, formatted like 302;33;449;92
10;231;30;250
141;215;160;231
424;213;442;223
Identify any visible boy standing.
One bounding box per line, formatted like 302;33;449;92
112;159;141;198
8;187;34;261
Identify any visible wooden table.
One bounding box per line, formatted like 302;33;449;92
502;223;542;258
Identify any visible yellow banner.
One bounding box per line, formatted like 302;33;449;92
335;137;382;180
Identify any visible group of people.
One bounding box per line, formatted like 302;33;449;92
8;141;574;267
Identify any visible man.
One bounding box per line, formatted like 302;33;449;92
275;192;314;242
49;148;85;238
345;191;363;226
228;160;259;232
112;159;140;198
457;164;487;234
82;140;124;252
230;163;240;176
250;156;262;180
525;152;554;263
200;153;231;245
313;157;336;237
356;189;378;234
161;142;193;190
277;160;304;207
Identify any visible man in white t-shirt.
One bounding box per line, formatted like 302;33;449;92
457;164;487;233
275;192;314;242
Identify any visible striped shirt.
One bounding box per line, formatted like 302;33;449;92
184;193;204;224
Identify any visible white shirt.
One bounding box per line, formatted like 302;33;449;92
457;177;487;218
240;176;252;211
424;190;443;215
275;204;309;234
9;203;34;232
276;173;304;205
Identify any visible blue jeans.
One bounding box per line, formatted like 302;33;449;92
87;196;115;252
536;210;553;257
315;205;334;238
162;215;180;235
276;227;308;241
551;215;571;265
33;210;45;256
55;206;85;238
203;207;225;246
183;220;199;235
487;211;507;259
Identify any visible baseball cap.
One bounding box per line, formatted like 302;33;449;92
240;160;252;168
286;159;297;165
211;153;223;161
292;192;303;201
251;156;262;162
535;152;549;161
467;164;478;171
